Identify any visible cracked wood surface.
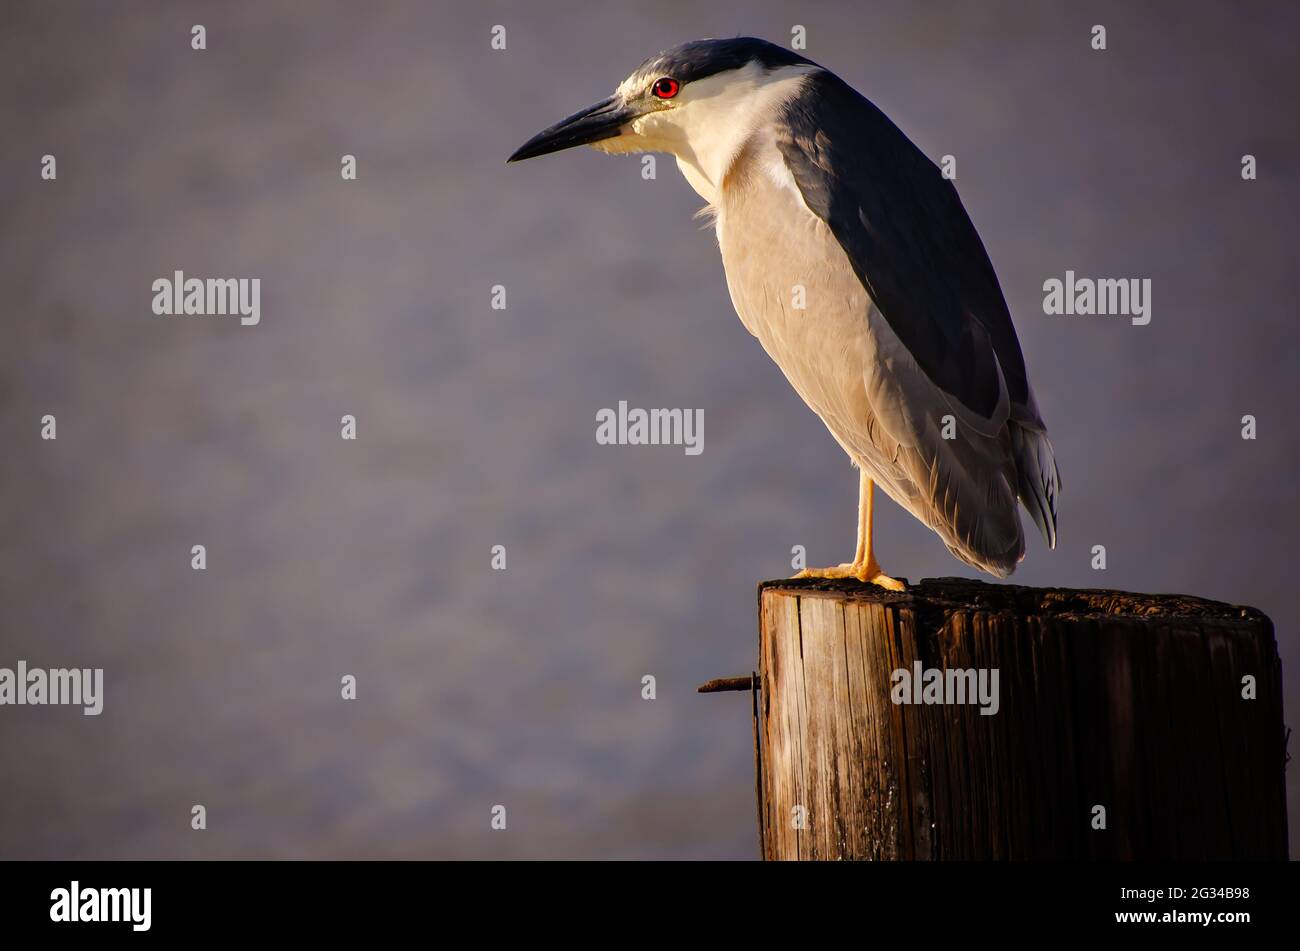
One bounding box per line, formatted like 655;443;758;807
755;577;1286;860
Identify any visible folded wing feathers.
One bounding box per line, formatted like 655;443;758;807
1010;423;1061;550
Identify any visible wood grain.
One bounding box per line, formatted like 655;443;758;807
754;577;1287;860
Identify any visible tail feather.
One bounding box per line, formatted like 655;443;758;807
1010;423;1061;549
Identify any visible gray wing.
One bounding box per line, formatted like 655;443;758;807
776;71;1060;552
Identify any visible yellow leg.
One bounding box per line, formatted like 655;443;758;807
796;469;905;590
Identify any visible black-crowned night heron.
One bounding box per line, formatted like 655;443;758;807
509;37;1060;588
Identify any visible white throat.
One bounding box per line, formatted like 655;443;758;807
621;62;820;205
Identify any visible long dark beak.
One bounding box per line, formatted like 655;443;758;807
507;96;636;163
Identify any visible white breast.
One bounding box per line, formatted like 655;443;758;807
715;132;887;453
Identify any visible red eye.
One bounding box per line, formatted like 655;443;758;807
652;77;680;99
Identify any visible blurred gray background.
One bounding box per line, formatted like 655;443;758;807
0;1;1296;859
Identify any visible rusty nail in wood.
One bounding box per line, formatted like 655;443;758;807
697;675;758;694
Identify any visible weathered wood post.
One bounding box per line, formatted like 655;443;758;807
706;577;1287;860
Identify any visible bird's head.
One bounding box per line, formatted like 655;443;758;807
507;38;818;199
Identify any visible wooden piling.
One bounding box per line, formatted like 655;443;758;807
733;577;1286;860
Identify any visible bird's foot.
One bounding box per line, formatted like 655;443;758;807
796;562;906;591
